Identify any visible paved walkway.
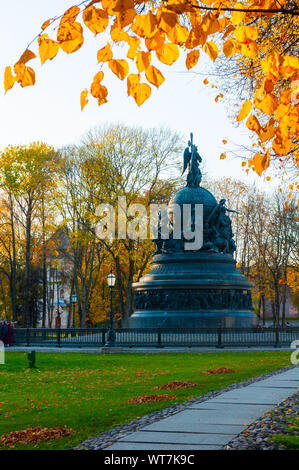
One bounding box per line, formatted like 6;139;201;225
104;367;299;450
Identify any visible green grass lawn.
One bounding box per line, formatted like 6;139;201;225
0;350;292;450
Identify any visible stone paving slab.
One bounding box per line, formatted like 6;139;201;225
142;421;246;435
247;380;298;388
209;388;297;405
102;367;298;450
144;405;260;432
188;402;273;413
107;442;222;450
119;431;235;446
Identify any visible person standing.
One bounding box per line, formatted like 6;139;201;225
0;320;8;345
6;322;13;346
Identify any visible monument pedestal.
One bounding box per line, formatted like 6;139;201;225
130;252;257;328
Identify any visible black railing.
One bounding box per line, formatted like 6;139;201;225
10;327;299;348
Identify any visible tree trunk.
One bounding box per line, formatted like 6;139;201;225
23;198;32;326
9;193;17;322
42;200;47;328
261;293;265;325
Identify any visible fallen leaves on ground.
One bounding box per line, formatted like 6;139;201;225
128;394;176;404
201;367;236;375
0;425;75;447
154;380;197;390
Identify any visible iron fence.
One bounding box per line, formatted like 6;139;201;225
11;327;299;348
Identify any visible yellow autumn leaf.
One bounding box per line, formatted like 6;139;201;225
131;82;151;106
280;56;299;79
127;73;140;96
223;139;227;144
83;6;109;35
255;93;278;115
112;0;135;12
4;66;16;93
231;3;246;25
41;19;51;31
108;59;129;80
203;41;219;62
90;72;108;105
131;11;158;38
259;119;276;143
186;50;199;70
97;43;113;63
274;104;290;120
145;30;165;51
38;34;60;65
14;63;35;87
166;23;189;44
186;28;207;49
18;49;37;65
116;8;136;28
252;152;270;176
215;93;223;103
240;42;259;58
60;6;80;25
272;135;292;156
237;100;252;122
220;153;226;159
80;89;89;110
136;51;151;73
127;73;151;106
127;36;141;59
110;22;130;43
57;22;84;54
101;0;118;15
157;9;178;33
203;78;209;85
145;65;165;88
223;39;235;58
156;43;179;65
92;71;104;84
235;26;258;44
246;114;262;135
201;13;220;36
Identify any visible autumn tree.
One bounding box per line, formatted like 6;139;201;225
0;143;57;326
4;0;299;182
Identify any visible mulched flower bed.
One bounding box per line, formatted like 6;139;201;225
224;392;299;450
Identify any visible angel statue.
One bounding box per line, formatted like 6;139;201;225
182;133;202;187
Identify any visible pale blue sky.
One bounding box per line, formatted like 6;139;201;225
0;0;274;187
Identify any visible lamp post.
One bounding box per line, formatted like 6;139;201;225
71;294;77;330
105;268;116;347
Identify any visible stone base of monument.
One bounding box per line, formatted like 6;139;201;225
130;252;257;329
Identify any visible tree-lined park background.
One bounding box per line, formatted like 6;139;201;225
0;0;298;329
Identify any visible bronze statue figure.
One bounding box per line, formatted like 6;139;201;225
182;132;202;187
